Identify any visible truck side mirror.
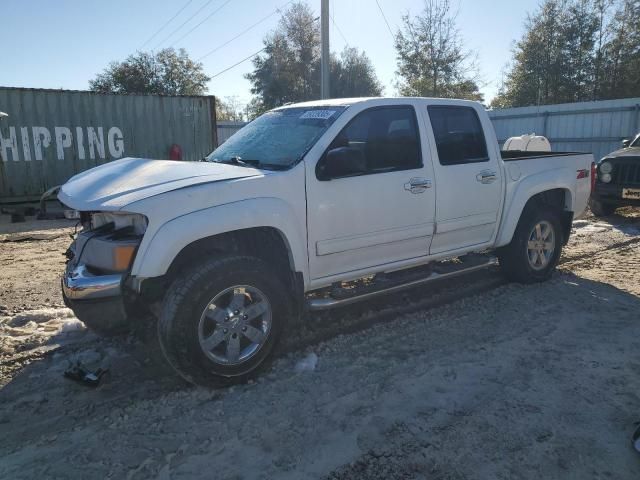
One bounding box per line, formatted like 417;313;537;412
622;139;630;148
318;147;367;180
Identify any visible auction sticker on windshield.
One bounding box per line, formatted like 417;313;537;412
300;110;336;120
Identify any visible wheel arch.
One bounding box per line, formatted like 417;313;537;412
166;226;296;280
497;173;575;248
131;198;308;283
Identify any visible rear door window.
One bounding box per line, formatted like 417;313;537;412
427;106;489;165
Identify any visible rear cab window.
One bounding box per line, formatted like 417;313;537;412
427;106;489;165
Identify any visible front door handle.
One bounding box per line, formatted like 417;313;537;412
404;177;432;194
476;170;497;184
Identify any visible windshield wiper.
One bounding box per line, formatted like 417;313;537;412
217;156;257;168
214;156;287;171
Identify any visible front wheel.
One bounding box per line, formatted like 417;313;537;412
498;207;563;283
157;255;290;386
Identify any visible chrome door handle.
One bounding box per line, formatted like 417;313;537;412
404;177;432;194
476;170;497;184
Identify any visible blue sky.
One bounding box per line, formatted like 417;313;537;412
0;0;540;104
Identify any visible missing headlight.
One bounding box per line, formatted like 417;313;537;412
90;212;148;235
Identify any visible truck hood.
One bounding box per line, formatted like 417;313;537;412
604;147;640;159
58;157;261;211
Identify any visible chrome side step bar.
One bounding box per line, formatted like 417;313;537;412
306;257;498;311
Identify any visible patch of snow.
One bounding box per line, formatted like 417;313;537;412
573;223;613;235
572;220;590;228
294;352;318;373
2;308;74;328
58;318;86;333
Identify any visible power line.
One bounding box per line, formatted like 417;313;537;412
330;11;348;46
170;0;234;47
197;0;294;62
375;0;395;40
139;0;195;50
210;47;267;79
153;0;217;50
209;16;319;80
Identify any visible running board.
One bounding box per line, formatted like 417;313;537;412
306;257;498;311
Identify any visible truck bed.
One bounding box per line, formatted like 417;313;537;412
501;150;586;162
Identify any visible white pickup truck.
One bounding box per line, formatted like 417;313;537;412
59;97;593;385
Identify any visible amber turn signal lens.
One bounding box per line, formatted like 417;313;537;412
113;245;136;271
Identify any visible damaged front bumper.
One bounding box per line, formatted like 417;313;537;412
62;261;130;334
62;262;123;300
59;211;148;334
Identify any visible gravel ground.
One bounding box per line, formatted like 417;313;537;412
0;210;639;479
0;215;75;313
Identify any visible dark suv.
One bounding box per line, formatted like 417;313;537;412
590;133;640;216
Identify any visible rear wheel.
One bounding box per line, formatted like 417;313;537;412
498;207;563;283
589;198;616;217
157;255;289;386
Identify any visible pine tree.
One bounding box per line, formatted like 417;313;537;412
492;0;640;107
601;0;640;99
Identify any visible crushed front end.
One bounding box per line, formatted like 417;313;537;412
62;211;147;334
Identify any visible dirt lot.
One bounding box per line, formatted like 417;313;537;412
1;210;639;479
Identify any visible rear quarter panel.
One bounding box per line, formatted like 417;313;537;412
496;153;592;247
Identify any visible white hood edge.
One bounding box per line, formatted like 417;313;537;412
58;157;262;211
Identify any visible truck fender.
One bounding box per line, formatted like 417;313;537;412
495;167;575;247
131;197;308;281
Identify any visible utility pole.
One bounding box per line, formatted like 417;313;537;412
320;0;330;99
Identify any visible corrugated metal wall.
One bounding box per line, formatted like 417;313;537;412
489;97;640;161
0;87;217;203
217;121;247;144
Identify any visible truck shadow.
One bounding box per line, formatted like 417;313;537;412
1;270;639;454
582;207;640;236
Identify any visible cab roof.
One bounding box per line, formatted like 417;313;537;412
275;97;484;110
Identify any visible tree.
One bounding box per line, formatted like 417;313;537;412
600;0;640;99
216;96;247;122
394;0;483;101
491;0;575;108
246;2;383;112
90;48;210;95
564;0;600;101
491;0;640;108
330;48;383;99
592;0;615;100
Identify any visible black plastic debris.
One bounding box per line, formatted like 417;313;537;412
64;363;109;387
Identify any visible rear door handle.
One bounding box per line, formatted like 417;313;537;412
476;170;497;184
404;177;432;194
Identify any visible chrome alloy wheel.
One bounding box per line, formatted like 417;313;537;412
527;220;555;271
198;286;272;366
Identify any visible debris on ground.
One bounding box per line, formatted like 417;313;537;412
1;231;67;242
63;363;109;387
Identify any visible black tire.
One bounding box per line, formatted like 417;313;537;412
589;198;616;217
498;207;563;284
157;255;290;387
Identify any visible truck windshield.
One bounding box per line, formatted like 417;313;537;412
206;106;347;169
